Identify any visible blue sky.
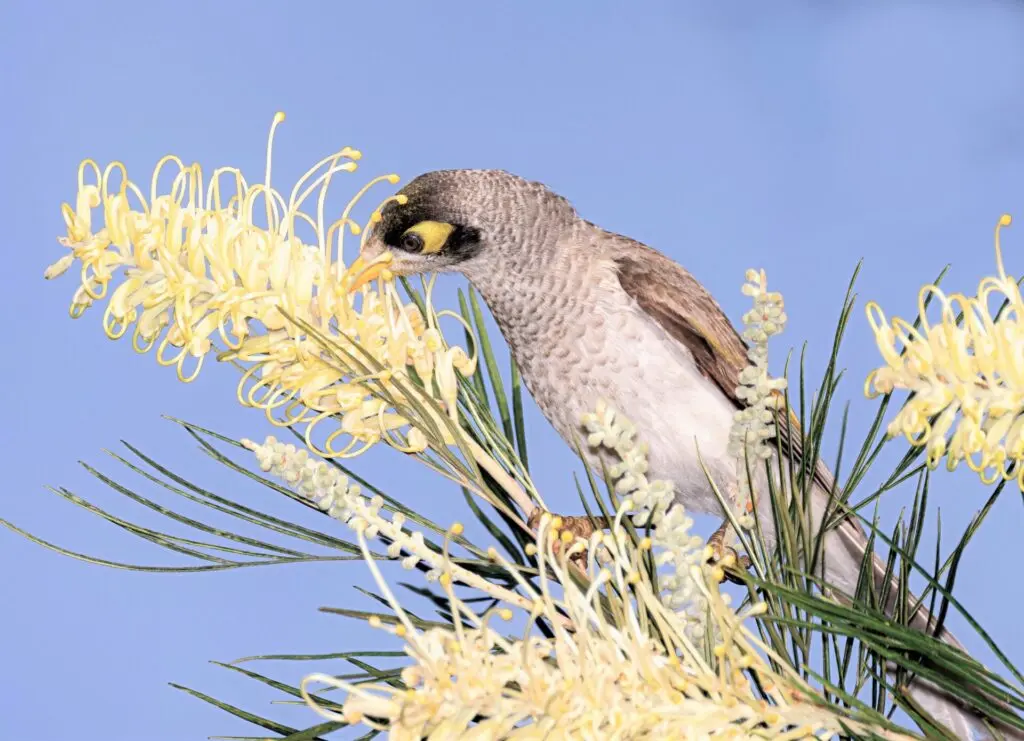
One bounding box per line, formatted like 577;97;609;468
3;1;1024;739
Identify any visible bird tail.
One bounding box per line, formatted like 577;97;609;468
824;516;1022;740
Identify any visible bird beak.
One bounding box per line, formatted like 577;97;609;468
347;252;394;293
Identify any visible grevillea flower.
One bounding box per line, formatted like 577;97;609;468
45;113;475;458
728;269;789;465
866;213;1024;489
581;401;709;636
244;435;542;605
300;504;912;739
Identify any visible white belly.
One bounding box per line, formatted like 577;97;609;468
611;347;740;516
518;277;741;517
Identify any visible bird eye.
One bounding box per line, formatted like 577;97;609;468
399;221;455;255
401;232;424;252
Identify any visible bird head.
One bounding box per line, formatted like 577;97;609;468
353;169;576;286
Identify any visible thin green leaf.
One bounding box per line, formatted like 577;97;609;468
169;683;308;738
510;358;529;470
469;287;513;442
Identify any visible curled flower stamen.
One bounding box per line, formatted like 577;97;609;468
46;114;477;461
866;213;1024;489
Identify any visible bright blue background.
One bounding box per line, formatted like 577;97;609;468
3;2;1023;739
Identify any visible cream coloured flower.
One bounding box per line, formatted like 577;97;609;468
728;268;788;466
866;213;1024;488
581;400;709;637
46;113;476;458
725;267;789;539
244;435;536;600
301;508;914;740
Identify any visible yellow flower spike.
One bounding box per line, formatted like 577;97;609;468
47;114;477;464
865;210;1024;490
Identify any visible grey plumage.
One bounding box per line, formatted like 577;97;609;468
363;168;1013;739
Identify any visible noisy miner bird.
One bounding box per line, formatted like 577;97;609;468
356;168;1014;739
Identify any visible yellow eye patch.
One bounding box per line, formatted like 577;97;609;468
403;220;454;255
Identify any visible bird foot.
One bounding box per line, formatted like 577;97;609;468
526;510;608;539
707;520;752;585
526;510;609;567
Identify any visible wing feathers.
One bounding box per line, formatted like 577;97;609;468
611;241;839;500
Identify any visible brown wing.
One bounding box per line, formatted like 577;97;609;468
612;240;838;497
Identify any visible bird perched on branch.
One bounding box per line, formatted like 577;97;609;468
357;168;1013;740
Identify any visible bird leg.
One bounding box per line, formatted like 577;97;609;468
526;510;610;568
707;519;753;585
526;510;608;539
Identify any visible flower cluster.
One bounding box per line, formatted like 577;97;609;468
582;400;709;635
243;435;535;604
45;113;474;458
725;268;789;528
245;435;438;573
302;510;910;740
866;213;1024;489
728;268;789;464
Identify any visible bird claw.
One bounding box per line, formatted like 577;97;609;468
707;520;752;585
525;510;609;568
526;509;607;540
